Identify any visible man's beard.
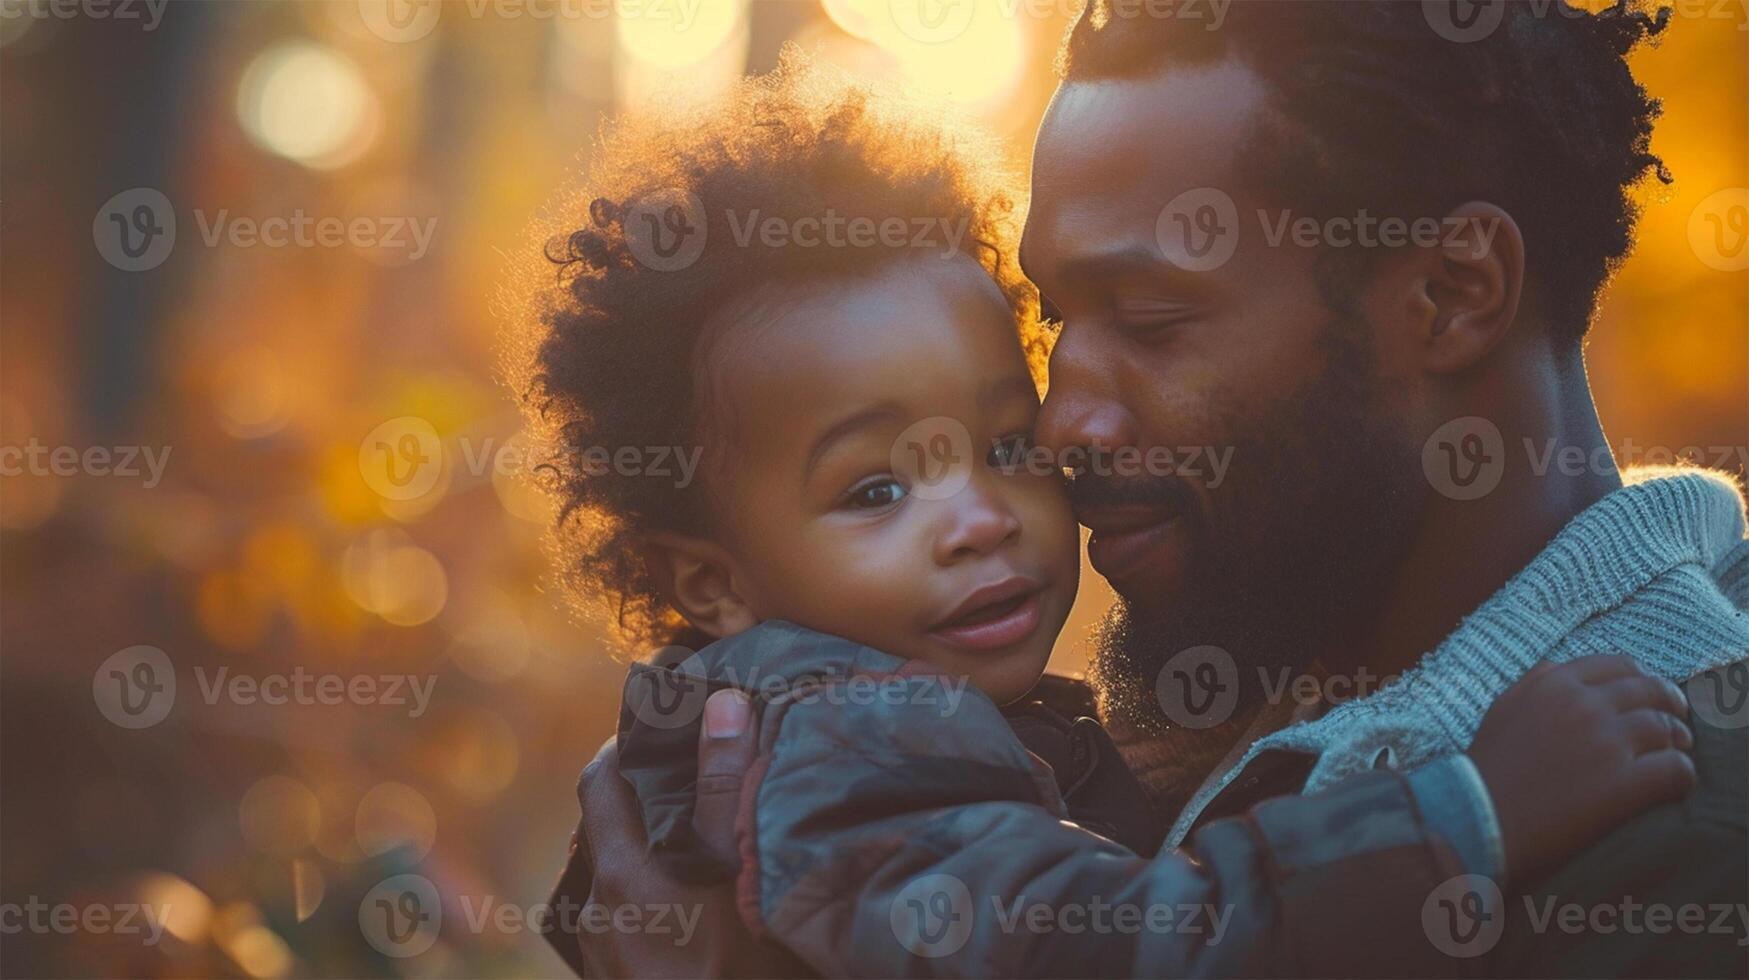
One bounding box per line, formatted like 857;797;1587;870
1085;320;1422;735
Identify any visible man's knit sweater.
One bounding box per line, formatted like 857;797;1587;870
1170;466;1749;846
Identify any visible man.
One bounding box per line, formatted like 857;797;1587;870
554;2;1748;975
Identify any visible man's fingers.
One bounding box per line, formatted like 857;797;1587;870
577;738;650;940
693;689;757;868
582;739;648;852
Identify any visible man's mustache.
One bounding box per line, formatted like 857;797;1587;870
1064;470;1193;512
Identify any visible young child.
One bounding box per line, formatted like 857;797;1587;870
522;55;1695;977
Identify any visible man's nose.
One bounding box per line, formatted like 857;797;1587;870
933;476;1023;566
1035;331;1137;462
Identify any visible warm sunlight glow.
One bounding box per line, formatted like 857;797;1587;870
237;42;378;169
824;0;1027;110
613;0;749;107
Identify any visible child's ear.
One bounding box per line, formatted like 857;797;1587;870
641;532;759;640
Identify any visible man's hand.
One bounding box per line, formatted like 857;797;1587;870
691;688;758;866
569;690;803;978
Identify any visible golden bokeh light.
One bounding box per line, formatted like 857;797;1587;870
134;872;216;945
213;346;292;440
354;780;438;860
5;3;1741;976
340;529;449;626
238;775;322;856
236;42;379;169
613;0;750;107
448;589;532;683
292;859;325;923
424;705;520;803
822;0;1028;110
212;904;294;979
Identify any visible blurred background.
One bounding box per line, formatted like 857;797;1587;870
1;0;1743;975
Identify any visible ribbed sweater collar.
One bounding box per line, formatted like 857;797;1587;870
1168;467;1749;846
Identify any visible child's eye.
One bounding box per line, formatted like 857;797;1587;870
987;434;1032;471
843;477;908;510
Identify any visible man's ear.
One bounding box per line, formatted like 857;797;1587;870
1406;201;1525;374
642;532;759;640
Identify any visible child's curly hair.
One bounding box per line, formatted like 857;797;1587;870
506;49;1042;649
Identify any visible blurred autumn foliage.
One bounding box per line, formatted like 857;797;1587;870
0;1;1742;976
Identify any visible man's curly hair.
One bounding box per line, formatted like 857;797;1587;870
507;50;1039;648
1059;0;1671;343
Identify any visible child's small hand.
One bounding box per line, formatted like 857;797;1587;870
1469;654;1694;885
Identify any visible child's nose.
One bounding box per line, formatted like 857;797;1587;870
933;481;1022;565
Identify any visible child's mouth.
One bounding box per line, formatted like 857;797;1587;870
930;579;1045;651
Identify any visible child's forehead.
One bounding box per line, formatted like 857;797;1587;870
698;258;1033;452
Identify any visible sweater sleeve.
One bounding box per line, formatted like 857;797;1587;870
738;667;1484;978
